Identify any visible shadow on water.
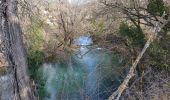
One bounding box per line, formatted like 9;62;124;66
39;36;127;100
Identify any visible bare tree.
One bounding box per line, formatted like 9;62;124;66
99;0;170;99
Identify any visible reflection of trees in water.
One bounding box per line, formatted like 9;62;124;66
41;49;127;100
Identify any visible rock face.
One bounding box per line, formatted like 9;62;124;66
0;75;14;100
0;0;35;100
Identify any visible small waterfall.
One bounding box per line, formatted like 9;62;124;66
74;36;92;46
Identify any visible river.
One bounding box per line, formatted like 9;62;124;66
39;36;127;100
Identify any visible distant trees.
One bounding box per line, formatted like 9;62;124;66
55;0;94;47
100;0;169;31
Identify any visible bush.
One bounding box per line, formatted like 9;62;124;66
25;17;44;52
26;17;45;82
28;50;44;78
147;0;167;16
28;50;46;99
148;41;170;72
25;17;46;99
119;23;145;48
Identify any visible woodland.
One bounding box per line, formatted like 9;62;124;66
0;0;170;100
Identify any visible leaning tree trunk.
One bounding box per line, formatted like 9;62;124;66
0;0;35;100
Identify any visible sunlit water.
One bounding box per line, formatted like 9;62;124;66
39;36;127;100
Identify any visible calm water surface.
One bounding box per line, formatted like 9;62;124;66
40;36;127;100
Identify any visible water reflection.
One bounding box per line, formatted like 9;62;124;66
40;36;126;100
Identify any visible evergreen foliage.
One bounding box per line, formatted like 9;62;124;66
147;0;166;16
119;23;145;47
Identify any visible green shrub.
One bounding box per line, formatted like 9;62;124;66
28;50;46;99
28;50;44;78
148;41;170;72
25;16;44;52
147;0;167;16
119;23;145;47
26;18;44;79
26;17;46;99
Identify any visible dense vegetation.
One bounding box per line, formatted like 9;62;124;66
28;0;170;99
0;0;169;100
